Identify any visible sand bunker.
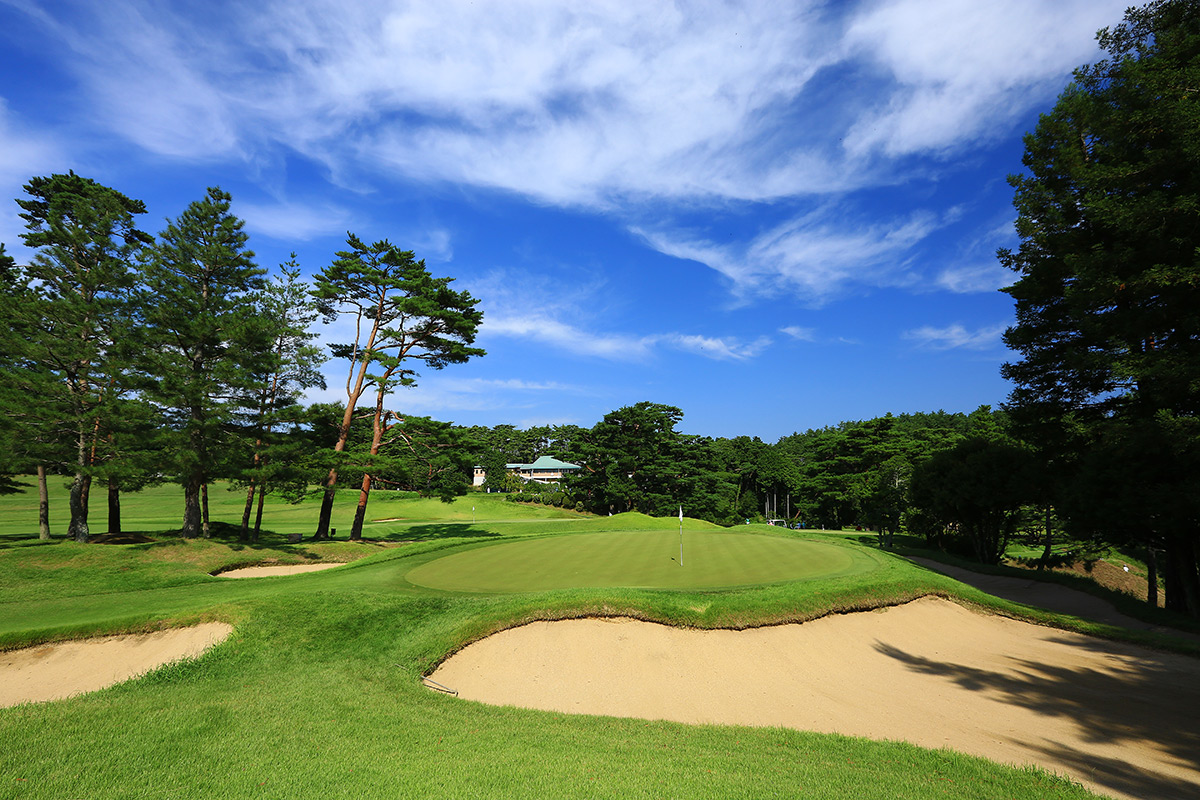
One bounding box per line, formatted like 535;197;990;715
216;563;342;578
0;622;233;708
431;597;1200;800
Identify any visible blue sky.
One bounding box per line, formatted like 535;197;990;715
0;0;1130;441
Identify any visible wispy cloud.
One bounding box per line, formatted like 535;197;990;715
780;325;816;342
483;314;771;363
303;373;590;414
935;262;1013;293
409;228;453;263
637;205;946;303
663;333;772;360
0;99;64;255
842;0;1123;159
238;199;353;242
484;314;655;361
6;0;1123;208
903;322;1007;350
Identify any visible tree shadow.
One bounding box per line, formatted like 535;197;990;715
396;523;502;541
0;534;58;550
1022;738;1200;800
873;635;1200;800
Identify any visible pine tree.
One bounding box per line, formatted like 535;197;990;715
237;257;326;541
311;234;484;540
11;173;151;541
140;187;268;538
1000;1;1200;614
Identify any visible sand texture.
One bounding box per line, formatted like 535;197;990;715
0;622;233;708
430;597;1200;800
216;563;342;578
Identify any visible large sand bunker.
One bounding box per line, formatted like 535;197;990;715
0;622;233;708
430;597;1200;800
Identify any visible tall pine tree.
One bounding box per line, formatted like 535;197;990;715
140;187;268;538
11;173;151;541
1000;0;1200;614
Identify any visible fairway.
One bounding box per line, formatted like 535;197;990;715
404;530;865;592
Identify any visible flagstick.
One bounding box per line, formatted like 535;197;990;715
678;505;683;567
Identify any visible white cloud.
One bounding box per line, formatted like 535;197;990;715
483;314;771;363
903;322;1007;350
842;0;1126;158
410;228;453;263
390;376;592;415
6;0;1127;209
780;325;816;342
662;333;772;361
484;314;655;361
936;262;1013;294
238;199;353;242
423;377;587;395
0;99;65;257
637;205;946;303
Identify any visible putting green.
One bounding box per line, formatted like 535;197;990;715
404;531;871;592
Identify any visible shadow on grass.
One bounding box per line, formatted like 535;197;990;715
0;534;61;550
394;523;502;541
873;637;1200;800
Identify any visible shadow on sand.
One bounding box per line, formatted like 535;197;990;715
874;634;1200;800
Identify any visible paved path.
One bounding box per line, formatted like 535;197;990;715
907;556;1200;642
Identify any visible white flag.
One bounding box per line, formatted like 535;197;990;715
678;506;683;522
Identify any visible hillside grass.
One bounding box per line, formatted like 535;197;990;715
0;481;1130;799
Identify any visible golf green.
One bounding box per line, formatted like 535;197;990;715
404;530;869;592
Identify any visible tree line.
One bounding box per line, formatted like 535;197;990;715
0;174;484;543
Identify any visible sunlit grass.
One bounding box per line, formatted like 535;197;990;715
0;484;1115;799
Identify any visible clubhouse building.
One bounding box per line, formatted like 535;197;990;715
472;455;582;487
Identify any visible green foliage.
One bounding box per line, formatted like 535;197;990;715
139;187;268;538
310;233;485;539
8;172;153;541
910;437;1039;565
233;257;327;540
567;402;723;518
1000;0;1200;615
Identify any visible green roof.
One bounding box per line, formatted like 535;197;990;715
505;456;581;470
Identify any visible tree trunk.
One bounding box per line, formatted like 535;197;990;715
351;473;371;541
1039;506;1053;570
316;310;385;538
315;471;339;540
240;483;255;541
350;387;389;541
67;471;90;543
182;474;202;538
37;465;50;540
201;482;211;538
1147;545;1159;607
183;402;206;538
107;476;121;534
1163;538;1200;619
79;474;92;519
253;484;266;541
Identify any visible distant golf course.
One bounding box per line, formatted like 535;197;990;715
406;530;867;591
